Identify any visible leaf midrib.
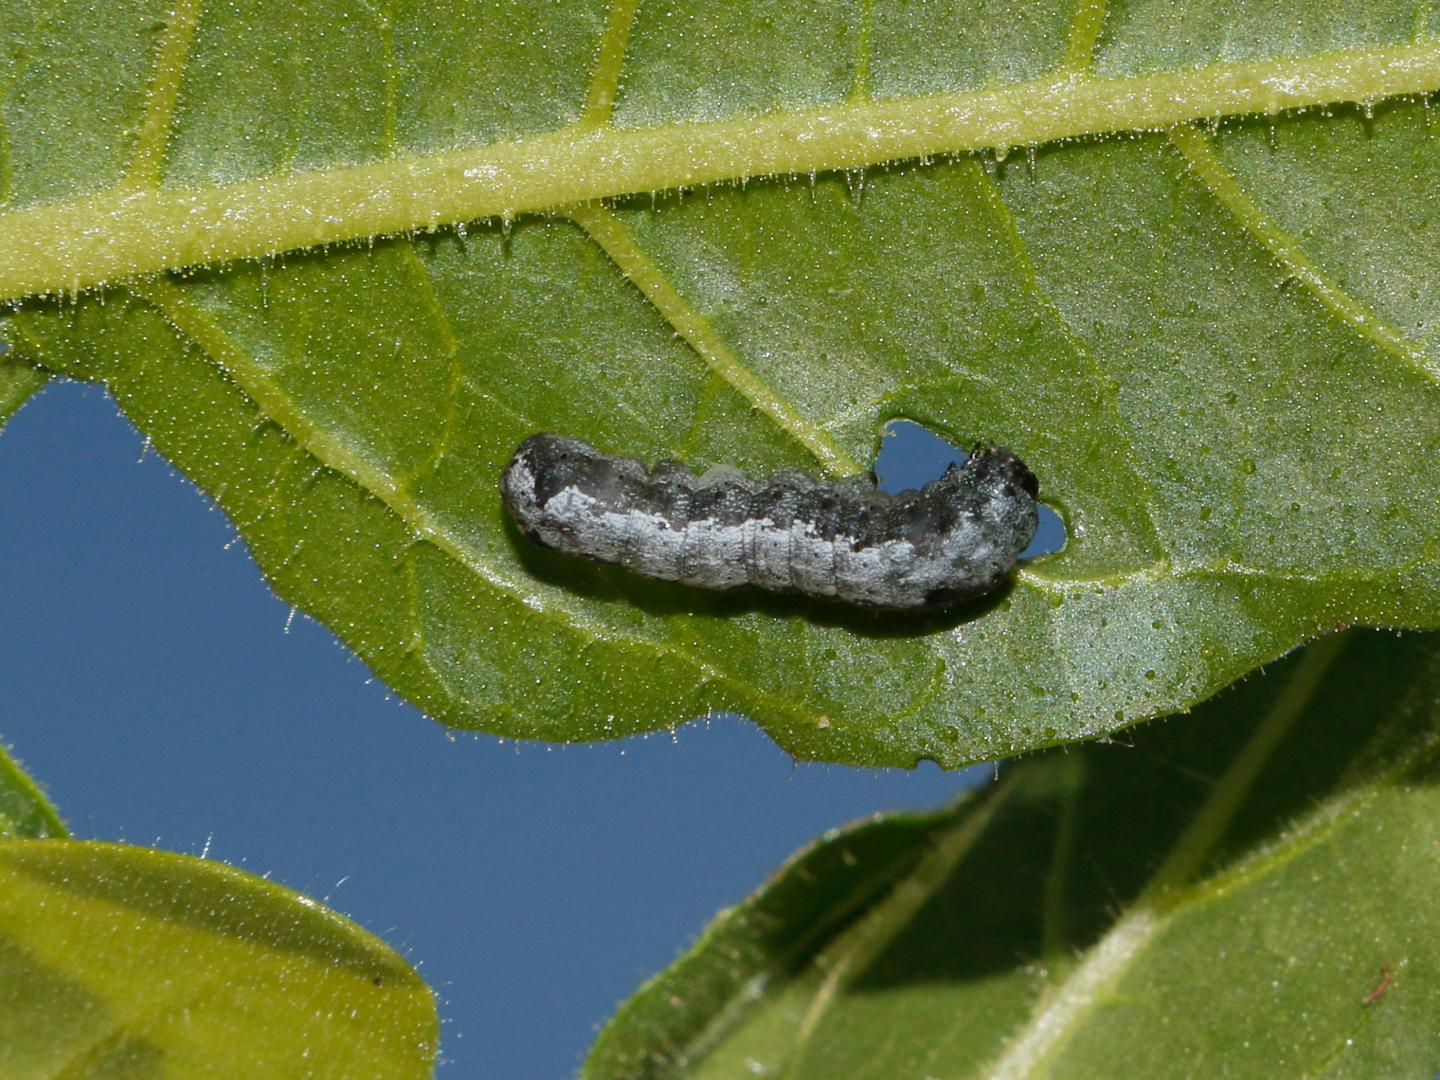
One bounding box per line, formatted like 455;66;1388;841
3;42;1438;303
983;632;1349;1078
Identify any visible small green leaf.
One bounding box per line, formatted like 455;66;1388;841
0;346;45;431
587;629;1440;1077
0;741;65;840
0;841;437;1077
5;4;1440;764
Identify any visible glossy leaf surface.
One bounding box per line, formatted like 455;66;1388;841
0;840;437;1077
587;629;1440;1077
4;3;1440;764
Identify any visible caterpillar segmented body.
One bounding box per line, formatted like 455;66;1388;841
501;433;1038;610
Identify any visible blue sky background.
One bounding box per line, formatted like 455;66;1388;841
0;384;1062;1076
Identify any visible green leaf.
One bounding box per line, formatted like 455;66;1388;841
0;343;45;431
5;4;1440;764
0;840;437;1077
0;740;65;840
586;629;1440;1077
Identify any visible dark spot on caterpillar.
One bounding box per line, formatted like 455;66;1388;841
501;433;1039;611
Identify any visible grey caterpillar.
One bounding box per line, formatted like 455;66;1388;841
500;433;1039;611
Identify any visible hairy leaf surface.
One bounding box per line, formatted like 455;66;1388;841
3;3;1439;764
0;840;437;1077
0;741;64;840
0;346;44;429
587;630;1440;1077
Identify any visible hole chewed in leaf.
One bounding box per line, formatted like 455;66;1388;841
876;419;1067;560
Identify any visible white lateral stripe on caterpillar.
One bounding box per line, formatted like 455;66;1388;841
500;433;1038;611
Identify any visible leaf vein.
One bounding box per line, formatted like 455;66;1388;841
966;157;1167;553
1061;0;1110;73
6;42;1440;301
849;0;876;102
393;246;466;490
582;0;642;127
120;276;821;732
1169;123;1439;382
781;776;1020;1076
359;0;400;152
400;540;443;687
982;632;1347;1078
126;0;205;190
567;203;861;473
